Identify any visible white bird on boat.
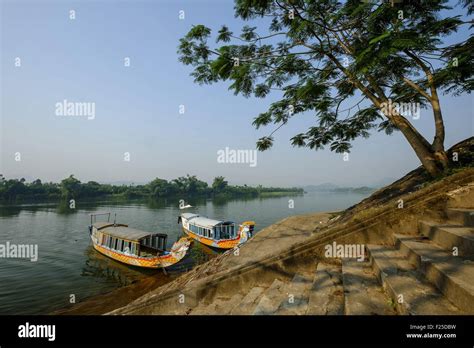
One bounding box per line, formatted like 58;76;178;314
179;204;193;210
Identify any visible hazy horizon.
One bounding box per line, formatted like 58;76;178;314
1;0;473;188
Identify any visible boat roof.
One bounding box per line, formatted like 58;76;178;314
181;213;233;228
93;223;153;241
92;222;118;230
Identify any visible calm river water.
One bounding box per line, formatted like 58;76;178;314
0;191;370;314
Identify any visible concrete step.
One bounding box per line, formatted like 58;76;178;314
189;302;211;315
230;286;265;315
277;273;313;315
306;262;344;315
446;208;474;227
395;234;474;314
253;279;289;315
211;294;244;315
367;244;465;315
419;220;474;256
190;293;243;315
342;258;396;315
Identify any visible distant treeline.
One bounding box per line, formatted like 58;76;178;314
0;174;303;201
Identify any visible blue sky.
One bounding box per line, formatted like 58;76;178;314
1;0;472;187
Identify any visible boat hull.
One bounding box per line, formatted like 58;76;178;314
91;236;189;269
182;227;240;250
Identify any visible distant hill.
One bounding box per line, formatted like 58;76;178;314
304;183;340;192
303;183;375;194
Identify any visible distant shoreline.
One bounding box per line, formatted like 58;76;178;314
0;174;304;203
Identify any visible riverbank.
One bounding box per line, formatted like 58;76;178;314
54;210;335;314
52;273;171;315
55;138;474;315
55;167;473;315
107;167;473;315
0;174;303;202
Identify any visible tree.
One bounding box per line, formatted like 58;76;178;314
1;179;26;200
178;0;473;177
212;176;229;193
148;178;173;197
173;174;209;195
60;175;82;199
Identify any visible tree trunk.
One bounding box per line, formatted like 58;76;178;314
403;50;450;171
430;96;450;170
391;114;446;177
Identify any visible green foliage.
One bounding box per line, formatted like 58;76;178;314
178;0;473;155
212;176;228;193
0;174;303;202
60;175;83;199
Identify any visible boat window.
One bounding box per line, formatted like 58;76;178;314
220;225;228;239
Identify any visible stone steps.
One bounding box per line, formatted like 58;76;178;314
446;208;474;227
277;273;314;315
395;234;474;313
230;286;266;315
342;258;396;315
418;220;474;257
306;262;344;315
190;293;243;315
181;207;474;316
253;279;289;315
367;244;464;315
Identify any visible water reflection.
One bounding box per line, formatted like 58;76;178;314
0;194;304;218
82;246;156;286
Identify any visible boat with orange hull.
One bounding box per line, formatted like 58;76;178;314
89;213;190;269
178;213;255;250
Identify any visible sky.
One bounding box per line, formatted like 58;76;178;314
1;0;472;187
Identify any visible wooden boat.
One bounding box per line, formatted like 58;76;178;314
178;213;255;249
89;213;190;269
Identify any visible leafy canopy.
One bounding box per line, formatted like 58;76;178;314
178;0;472;153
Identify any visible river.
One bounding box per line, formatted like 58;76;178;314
0;191;371;314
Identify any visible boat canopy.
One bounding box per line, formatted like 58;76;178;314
181;213;234;228
94;224;153;242
92;222;118;230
